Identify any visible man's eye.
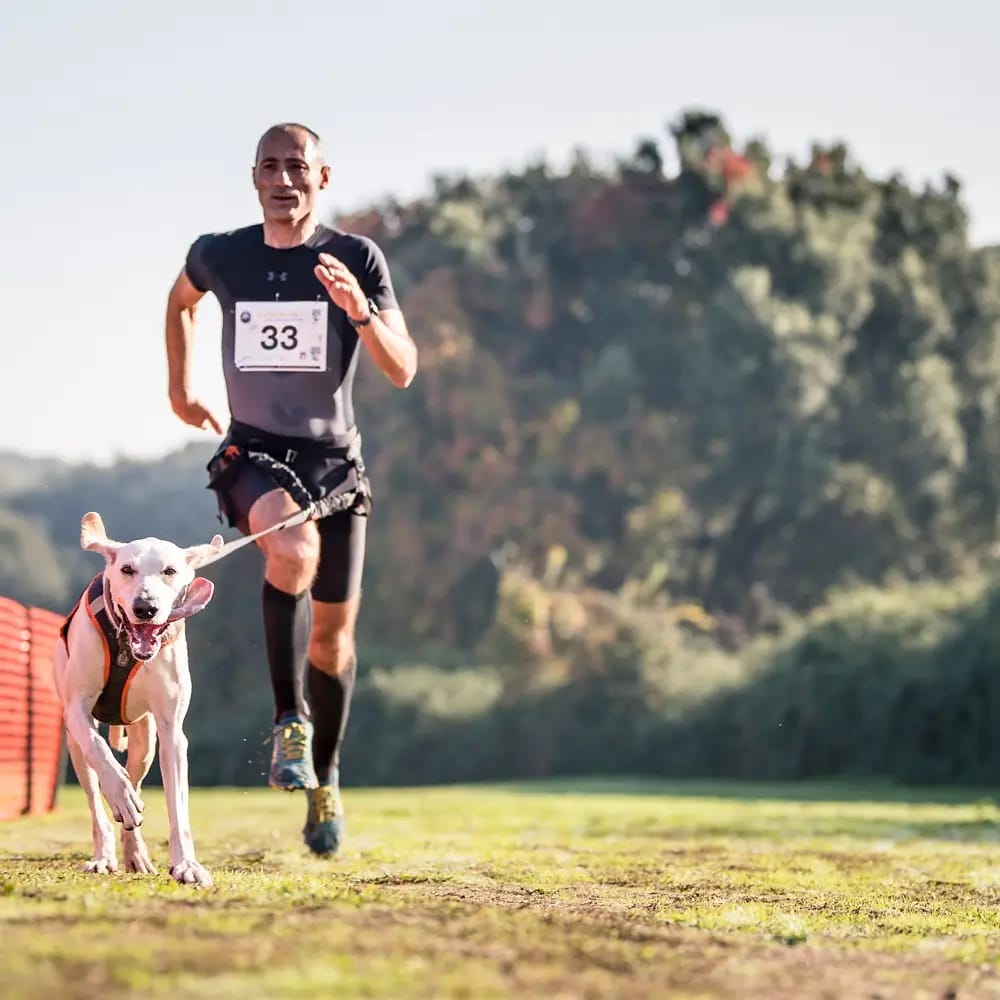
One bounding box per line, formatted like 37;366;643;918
163;567;177;577
121;566;136;577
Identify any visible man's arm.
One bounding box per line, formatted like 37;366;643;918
353;308;418;389
164;269;224;433
313;252;418;389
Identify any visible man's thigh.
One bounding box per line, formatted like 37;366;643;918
312;510;367;605
215;461;279;536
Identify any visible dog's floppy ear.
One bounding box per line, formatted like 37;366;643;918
167;577;215;622
185;534;225;569
80;511;123;561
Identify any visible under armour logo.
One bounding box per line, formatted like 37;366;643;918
267;271;288;282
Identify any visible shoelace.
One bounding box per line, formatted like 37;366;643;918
310;786;340;824
280;722;309;762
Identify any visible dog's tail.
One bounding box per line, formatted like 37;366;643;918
108;726;128;753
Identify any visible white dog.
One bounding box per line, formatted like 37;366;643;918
52;512;223;886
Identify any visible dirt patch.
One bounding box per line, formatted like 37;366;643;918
354;878;1000;999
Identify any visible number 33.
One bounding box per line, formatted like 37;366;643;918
260;324;298;350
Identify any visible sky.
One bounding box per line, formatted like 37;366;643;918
1;0;996;465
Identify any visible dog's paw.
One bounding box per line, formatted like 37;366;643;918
123;844;158;875
105;780;144;831
83;856;118;875
169;859;213;888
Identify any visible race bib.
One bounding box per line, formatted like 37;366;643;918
234;300;329;371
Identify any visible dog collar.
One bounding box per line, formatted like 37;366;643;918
102;575;126;635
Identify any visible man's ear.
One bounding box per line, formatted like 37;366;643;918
186;534;225;569
80;512;123;562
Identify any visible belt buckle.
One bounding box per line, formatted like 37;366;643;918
285;448;298;464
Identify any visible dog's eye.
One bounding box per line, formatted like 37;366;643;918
163;567;177;577
120;565;136;577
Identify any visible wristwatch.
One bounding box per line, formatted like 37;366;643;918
348;298;379;329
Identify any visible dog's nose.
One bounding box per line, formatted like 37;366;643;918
132;598;158;621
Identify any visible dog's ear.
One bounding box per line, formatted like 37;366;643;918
185;534;225;568
80;511;123;561
167;577;215;621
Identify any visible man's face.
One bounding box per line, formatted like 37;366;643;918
252;129;329;225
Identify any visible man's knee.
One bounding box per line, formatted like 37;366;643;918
308;623;356;676
266;529;319;573
250;491;320;589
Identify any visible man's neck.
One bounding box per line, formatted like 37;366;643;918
262;216;320;249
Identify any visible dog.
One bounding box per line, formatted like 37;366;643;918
52;512;223;886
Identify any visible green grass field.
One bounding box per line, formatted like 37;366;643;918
2;779;1000;998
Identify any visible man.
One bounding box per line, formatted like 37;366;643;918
164;122;417;856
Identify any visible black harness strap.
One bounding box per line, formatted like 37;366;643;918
207;425;373;524
62;575;142;727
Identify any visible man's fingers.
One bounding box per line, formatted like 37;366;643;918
317;255;353;279
314;264;341;288
314;267;358;295
185;402;223;434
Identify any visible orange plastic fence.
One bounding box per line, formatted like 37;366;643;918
0;596;66;819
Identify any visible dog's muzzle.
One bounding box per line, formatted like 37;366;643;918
117;608;169;661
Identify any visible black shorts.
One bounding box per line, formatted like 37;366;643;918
206;422;371;604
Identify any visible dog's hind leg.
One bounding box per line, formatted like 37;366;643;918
66;733;118;874
121;715;158;874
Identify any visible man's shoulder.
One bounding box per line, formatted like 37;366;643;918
192;224;263;253
312;225;386;260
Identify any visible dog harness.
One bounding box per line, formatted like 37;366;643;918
60;574;172;727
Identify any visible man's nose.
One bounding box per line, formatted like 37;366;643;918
132;597;158;621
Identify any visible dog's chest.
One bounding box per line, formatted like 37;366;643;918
122;648;189;720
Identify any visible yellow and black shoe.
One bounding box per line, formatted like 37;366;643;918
303;772;345;856
269;715;319;791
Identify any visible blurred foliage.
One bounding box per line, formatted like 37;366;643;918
3;108;1000;785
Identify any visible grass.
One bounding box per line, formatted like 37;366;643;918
2;778;1000;998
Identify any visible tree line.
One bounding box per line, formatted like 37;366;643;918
2;108;999;786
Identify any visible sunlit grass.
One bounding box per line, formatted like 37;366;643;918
2;779;999;998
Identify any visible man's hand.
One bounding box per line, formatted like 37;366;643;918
170;394;223;434
313;253;370;321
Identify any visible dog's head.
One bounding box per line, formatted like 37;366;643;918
80;511;224;661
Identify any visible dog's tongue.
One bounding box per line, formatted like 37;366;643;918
130;624;162;660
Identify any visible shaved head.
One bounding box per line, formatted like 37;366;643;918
254;123;324;165
252;122;330;230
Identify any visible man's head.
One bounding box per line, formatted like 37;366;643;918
252;123;330;226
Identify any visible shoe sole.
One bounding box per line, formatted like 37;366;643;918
269;777;319;791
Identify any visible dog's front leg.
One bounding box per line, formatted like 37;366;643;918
65;699;145;831
156;713;212;887
65;732;118;873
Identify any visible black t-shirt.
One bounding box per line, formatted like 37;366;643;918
185;223;398;442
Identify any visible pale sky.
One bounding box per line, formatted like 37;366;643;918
1;0;996;465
